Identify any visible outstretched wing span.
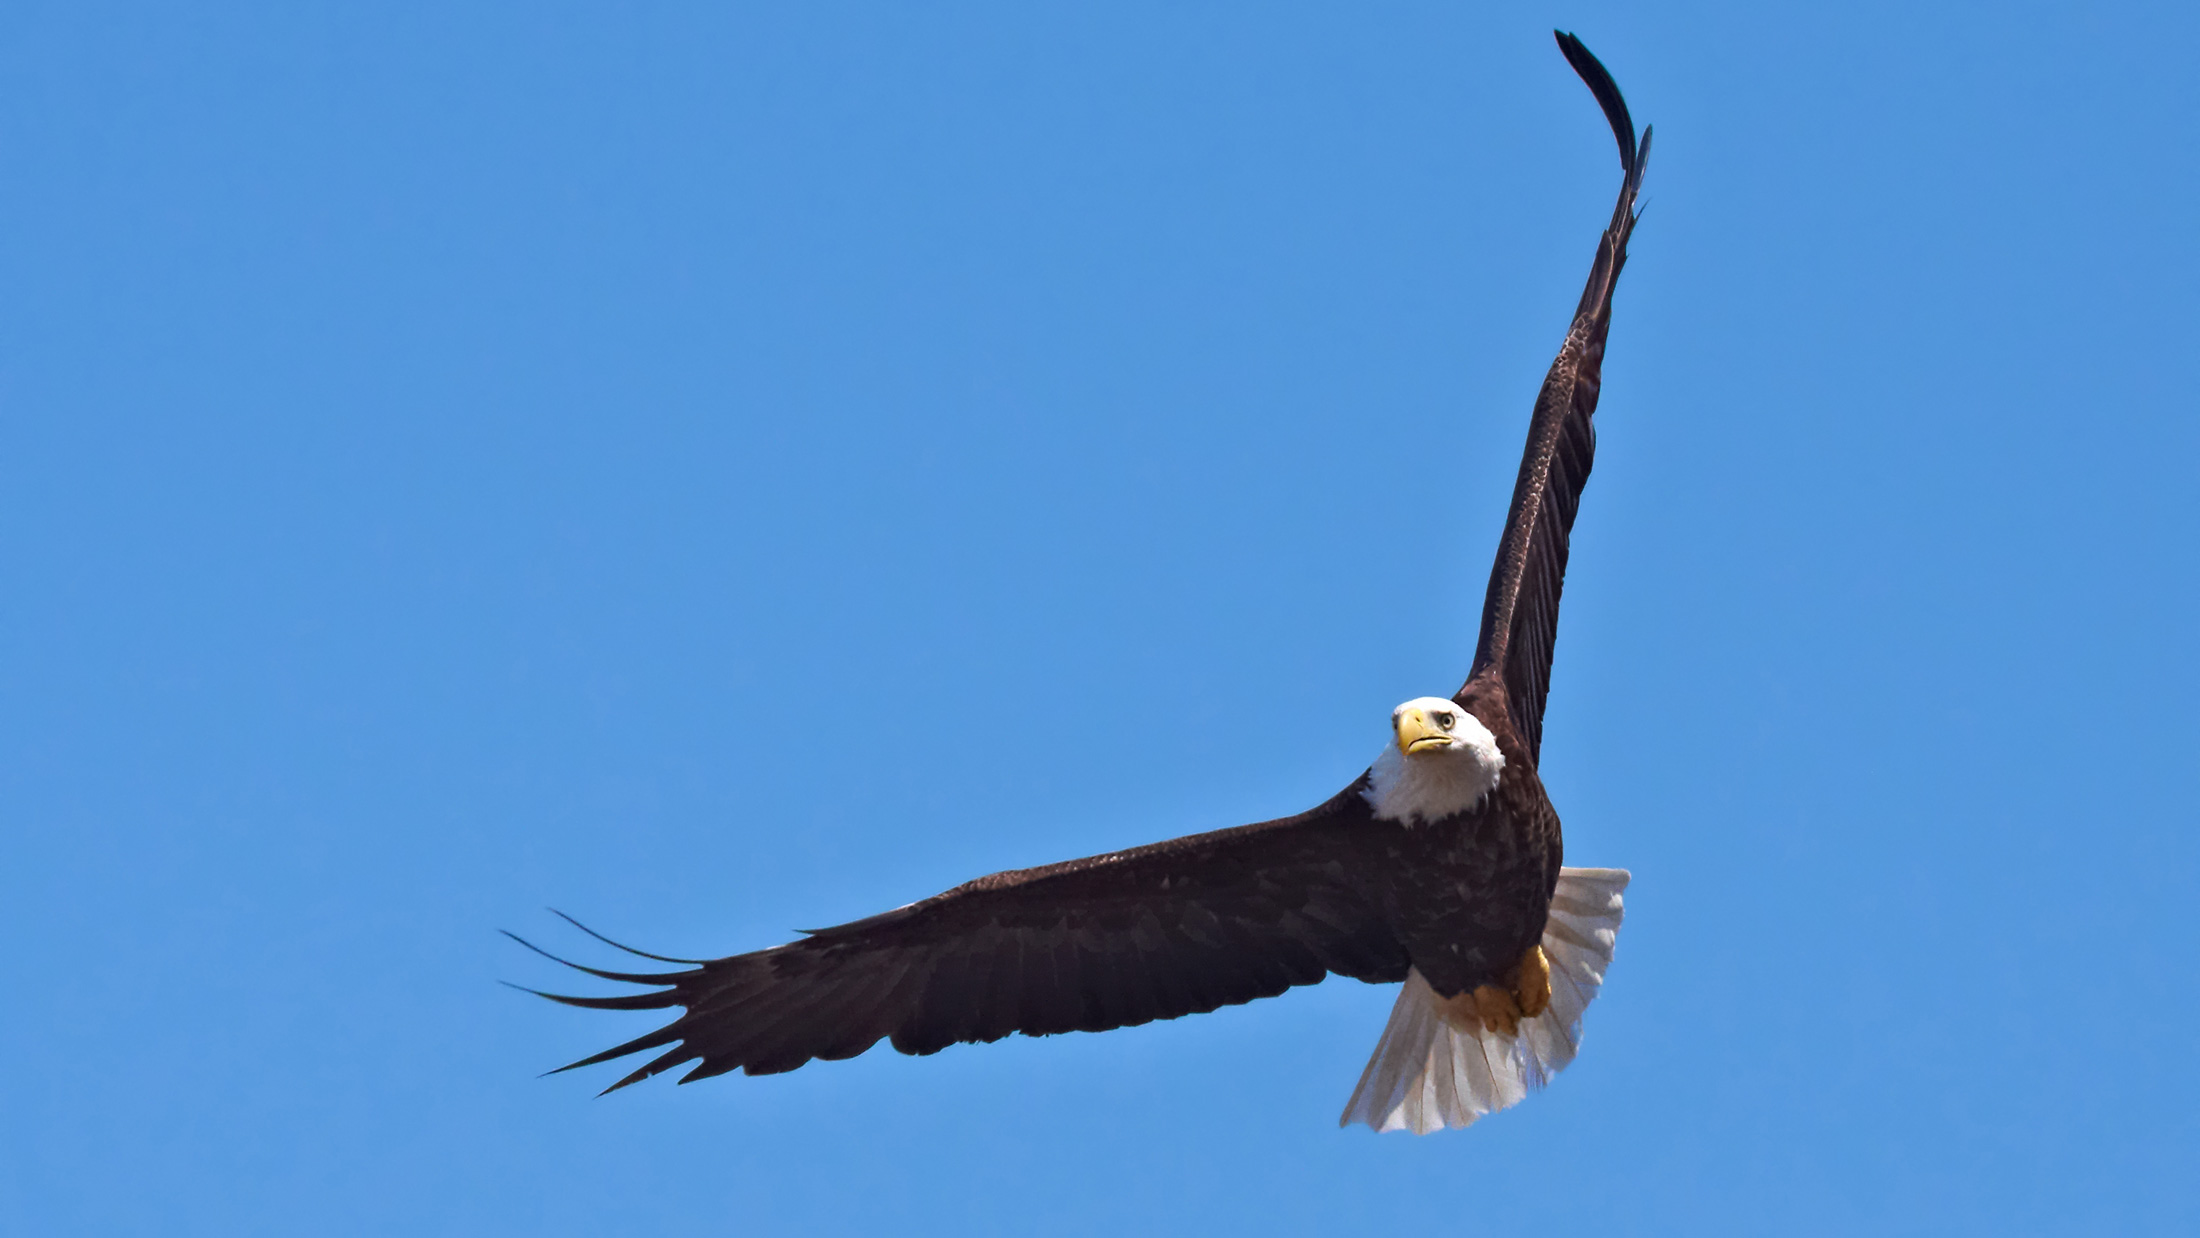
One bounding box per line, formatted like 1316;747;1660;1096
1461;31;1650;760
520;34;1649;1094
518;790;1410;1090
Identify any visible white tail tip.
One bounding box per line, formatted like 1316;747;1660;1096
1339;866;1630;1134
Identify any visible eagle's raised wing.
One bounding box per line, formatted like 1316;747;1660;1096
516;788;1410;1090
1461;32;1650;760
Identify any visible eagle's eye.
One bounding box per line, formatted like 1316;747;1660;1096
1434;710;1456;728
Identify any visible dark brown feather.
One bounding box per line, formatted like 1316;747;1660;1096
534;786;1426;1087
1462;31;1651;761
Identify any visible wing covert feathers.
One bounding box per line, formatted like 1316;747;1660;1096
1340;867;1629;1134
1463;33;1650;759
521;796;1413;1091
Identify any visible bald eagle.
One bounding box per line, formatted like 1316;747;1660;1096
515;31;1650;1135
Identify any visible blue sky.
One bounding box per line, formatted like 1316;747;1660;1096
4;3;2195;1234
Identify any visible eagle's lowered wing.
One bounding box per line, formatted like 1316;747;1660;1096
517;788;1408;1090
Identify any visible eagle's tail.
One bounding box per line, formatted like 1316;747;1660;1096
1339;867;1630;1134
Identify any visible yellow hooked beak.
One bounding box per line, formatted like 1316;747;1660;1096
1395;707;1454;756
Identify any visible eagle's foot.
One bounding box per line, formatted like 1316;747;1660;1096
1509;944;1551;1019
1430;948;1546;1038
1432;987;1477;1032
1432;985;1517;1036
1470;984;1522;1036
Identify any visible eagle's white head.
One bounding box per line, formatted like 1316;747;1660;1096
1362;696;1506;824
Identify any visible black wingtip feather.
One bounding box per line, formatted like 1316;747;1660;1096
552;1026;694;1079
500;977;677;1014
547;908;707;965
591;1044;700;1093
523;987;685;1012
1553;31;1637;178
501;929;687;986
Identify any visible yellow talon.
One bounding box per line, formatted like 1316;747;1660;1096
1429;944;1550;1038
1433;987;1480;1032
1512;944;1551;1019
1471;984;1521;1036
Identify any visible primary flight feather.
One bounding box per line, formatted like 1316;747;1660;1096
515;31;1650;1134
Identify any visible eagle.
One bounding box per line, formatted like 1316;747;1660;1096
514;30;1650;1135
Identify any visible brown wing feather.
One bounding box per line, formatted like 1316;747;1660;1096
1462;32;1650;760
524;787;1410;1090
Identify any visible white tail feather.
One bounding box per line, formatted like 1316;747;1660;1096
1339;866;1629;1134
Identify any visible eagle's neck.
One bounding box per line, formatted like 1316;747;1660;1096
1361;722;1506;825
